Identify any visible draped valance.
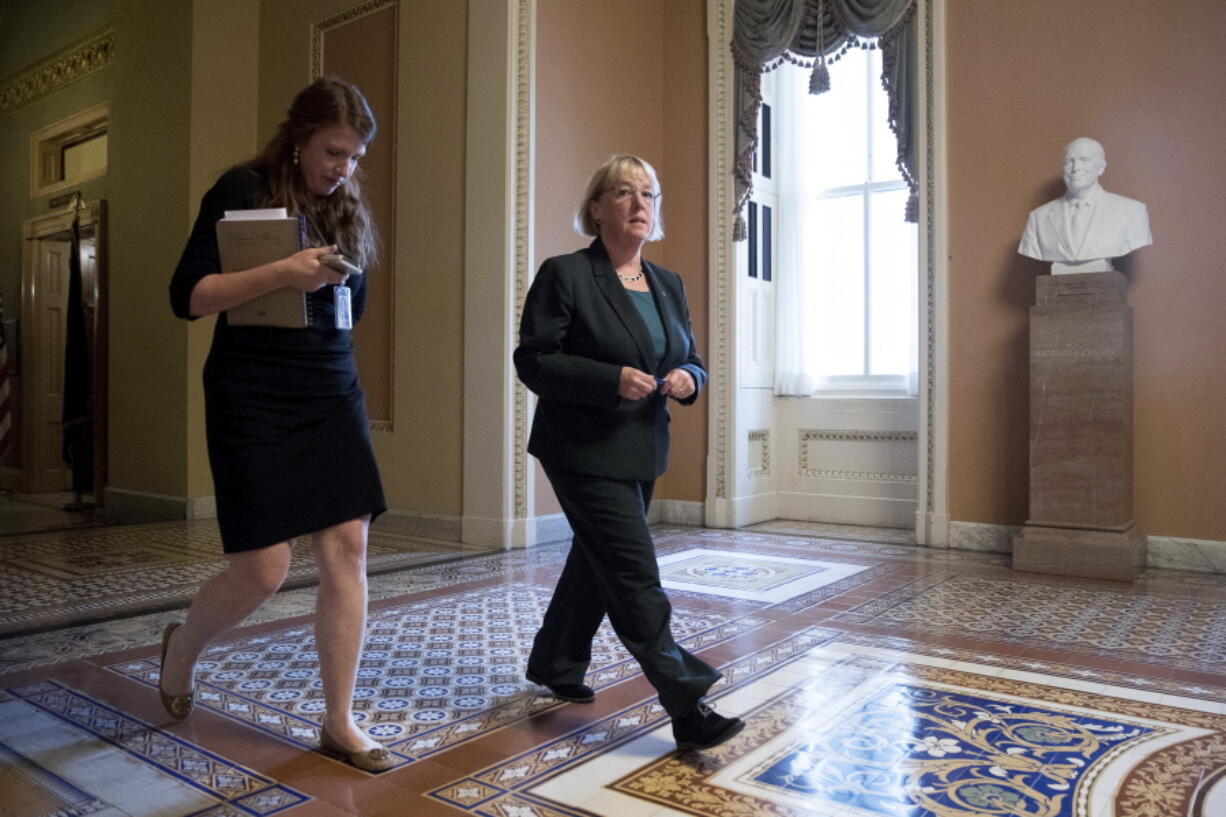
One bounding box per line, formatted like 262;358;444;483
732;0;917;239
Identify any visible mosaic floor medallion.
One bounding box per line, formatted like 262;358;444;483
435;635;1226;817
658;548;870;603
651;539;903;614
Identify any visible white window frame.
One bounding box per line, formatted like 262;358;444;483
706;0;950;546
784;48;916;395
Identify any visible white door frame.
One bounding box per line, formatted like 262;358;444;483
703;0;950;545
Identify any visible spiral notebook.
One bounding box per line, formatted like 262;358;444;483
216;208;310;327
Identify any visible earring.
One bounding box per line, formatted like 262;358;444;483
292;146;300;166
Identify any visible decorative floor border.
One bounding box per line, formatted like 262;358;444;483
3;680;308;816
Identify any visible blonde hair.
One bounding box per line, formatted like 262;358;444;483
574;154;664;241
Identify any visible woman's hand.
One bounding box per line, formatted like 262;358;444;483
659;368;696;400
282;245;349;292
618;366;659;400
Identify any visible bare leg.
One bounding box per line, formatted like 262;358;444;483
161;543;293;695
312;516;380;752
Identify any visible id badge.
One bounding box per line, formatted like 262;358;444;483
334;285;353;329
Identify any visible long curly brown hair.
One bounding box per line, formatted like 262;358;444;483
251;76;378;270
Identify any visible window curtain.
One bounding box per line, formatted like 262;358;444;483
774;64;819;396
732;0;917;240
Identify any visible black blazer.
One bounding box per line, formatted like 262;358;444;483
514;239;707;481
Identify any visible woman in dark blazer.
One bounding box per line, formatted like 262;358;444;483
514;155;743;751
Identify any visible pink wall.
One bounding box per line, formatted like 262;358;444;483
947;0;1226;538
534;0;709;512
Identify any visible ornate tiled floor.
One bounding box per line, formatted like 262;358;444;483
0;520;492;637
0;522;1223;816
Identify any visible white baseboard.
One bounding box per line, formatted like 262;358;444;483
778;492;915;529
460;512;573;549
0;465;25;492
378;509;462;542
648;499;705;526
916;510;950;547
188;495;216;519
104;487;187;523
1147;535;1226;574
947;524;1226;575
703;493;778;528
948;521;1018;553
533;512;573;545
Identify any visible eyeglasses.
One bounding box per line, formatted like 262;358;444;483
601;185;660;204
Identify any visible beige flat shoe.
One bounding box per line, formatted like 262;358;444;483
158;622;194;720
319;728;395;772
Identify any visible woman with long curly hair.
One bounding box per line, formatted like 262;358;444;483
165;76;390;771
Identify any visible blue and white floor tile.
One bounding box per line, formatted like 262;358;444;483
0;522;1223;816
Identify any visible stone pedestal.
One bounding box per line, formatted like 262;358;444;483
1014;524;1146;581
1013;272;1146;580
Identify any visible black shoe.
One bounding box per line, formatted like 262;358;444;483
525;672;595;703
672;700;745;750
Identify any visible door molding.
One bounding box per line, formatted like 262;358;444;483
21;198;106;495
703;0;949;542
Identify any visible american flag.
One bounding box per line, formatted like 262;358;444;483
0;292;12;460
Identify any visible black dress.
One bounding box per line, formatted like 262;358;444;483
169;165;386;553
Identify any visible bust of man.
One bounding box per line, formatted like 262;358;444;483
1018;137;1152;274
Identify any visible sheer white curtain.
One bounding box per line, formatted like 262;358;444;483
774;63;820;396
772;61;919;397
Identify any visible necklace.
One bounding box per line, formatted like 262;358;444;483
616;263;645;284
302;209;328;246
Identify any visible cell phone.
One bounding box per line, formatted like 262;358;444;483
321;254;363;276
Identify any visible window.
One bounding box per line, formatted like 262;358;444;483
771;48;918;395
29;103;109;199
747;101;775;283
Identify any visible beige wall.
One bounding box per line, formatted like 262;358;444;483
186;0;260;500
534;0;708;511
385;1;467;517
7;0;467;519
946;0;1226;540
654;0;709;503
259;0;468;517
106;0;193;501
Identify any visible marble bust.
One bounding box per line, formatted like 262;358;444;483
1018;137;1152;274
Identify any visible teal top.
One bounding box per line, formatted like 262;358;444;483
627;288;666;370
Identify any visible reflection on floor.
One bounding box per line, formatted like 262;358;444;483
0;520;492;637
0;491;110;538
0;522;1223;817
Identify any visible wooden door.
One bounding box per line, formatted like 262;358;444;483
25;237;72;492
21;204;104;496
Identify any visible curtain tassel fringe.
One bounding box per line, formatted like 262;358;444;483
733;213;748;242
809;61;831;95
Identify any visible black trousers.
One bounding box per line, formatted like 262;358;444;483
527;465;720;718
